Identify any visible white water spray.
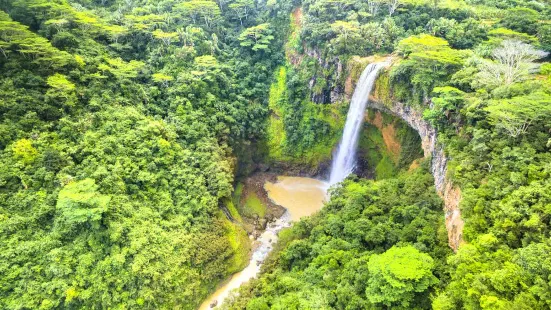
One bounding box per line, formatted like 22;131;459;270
329;62;386;186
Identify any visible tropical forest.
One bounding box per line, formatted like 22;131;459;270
0;0;550;309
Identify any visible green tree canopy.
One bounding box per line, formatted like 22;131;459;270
176;0;221;28
238;23;274;51
366;245;438;308
485;91;551;137
98;57;145;79
475;40;548;88
55;178;111;230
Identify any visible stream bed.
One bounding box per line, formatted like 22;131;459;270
199;176;328;309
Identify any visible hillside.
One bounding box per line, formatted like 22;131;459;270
0;0;291;308
1;0;550;309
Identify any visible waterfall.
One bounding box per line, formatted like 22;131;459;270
329;62;386;186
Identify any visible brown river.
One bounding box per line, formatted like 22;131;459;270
198;176;328;310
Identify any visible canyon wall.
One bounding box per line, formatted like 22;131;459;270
367;92;464;251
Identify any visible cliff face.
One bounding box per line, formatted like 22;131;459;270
367;95;464;251
287;7;345;105
304;48;345;104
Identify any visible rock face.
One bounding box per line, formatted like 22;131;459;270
304;48;345;104
366;96;464;251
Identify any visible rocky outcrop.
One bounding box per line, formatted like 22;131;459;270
367;95;464;251
302;48;345;104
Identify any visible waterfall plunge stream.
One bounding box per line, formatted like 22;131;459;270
329;62;386;186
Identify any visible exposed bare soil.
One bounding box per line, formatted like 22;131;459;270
367;111;402;162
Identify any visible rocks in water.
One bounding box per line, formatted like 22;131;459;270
259;219;267;230
210;300;218;308
253;218;268;230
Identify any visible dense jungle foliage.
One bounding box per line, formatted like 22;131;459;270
0;0;293;308
1;0;551;309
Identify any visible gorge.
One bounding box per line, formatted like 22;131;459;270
202;59;410;308
201;61;388;308
200;176;328;309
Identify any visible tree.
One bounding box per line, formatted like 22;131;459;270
0;12;71;67
46;73;77;106
44;18;69;33
54;179;111;231
123;14;165;31
98;57;145;79
537;24;551;53
485;92;551;137
366;245;438;308
176;0;221;28
329;21;362;55
47;73;76;96
209;33;219;55
393;35;469;100
487;28;538;45
152;73;174;87
152;29;179;46
103;24;127;44
194;55;218;70
11;138;38;165
423;86;465;130
228;0;254;26
501;7;540;35
427;18;488;49
330;21;359;42
238;23;274;52
396;34;449;56
177;26;203;47
360;22;386;51
367;0;384;16
387;0;400;16
476;40;548;88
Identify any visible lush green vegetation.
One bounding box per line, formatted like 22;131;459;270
233;183;267;219
359;110;424;180
225;164;452;309
0;0;292;308
2;0;551;309
264;62;345;167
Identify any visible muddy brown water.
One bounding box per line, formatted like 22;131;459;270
198;176;328;310
264;176;328;221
